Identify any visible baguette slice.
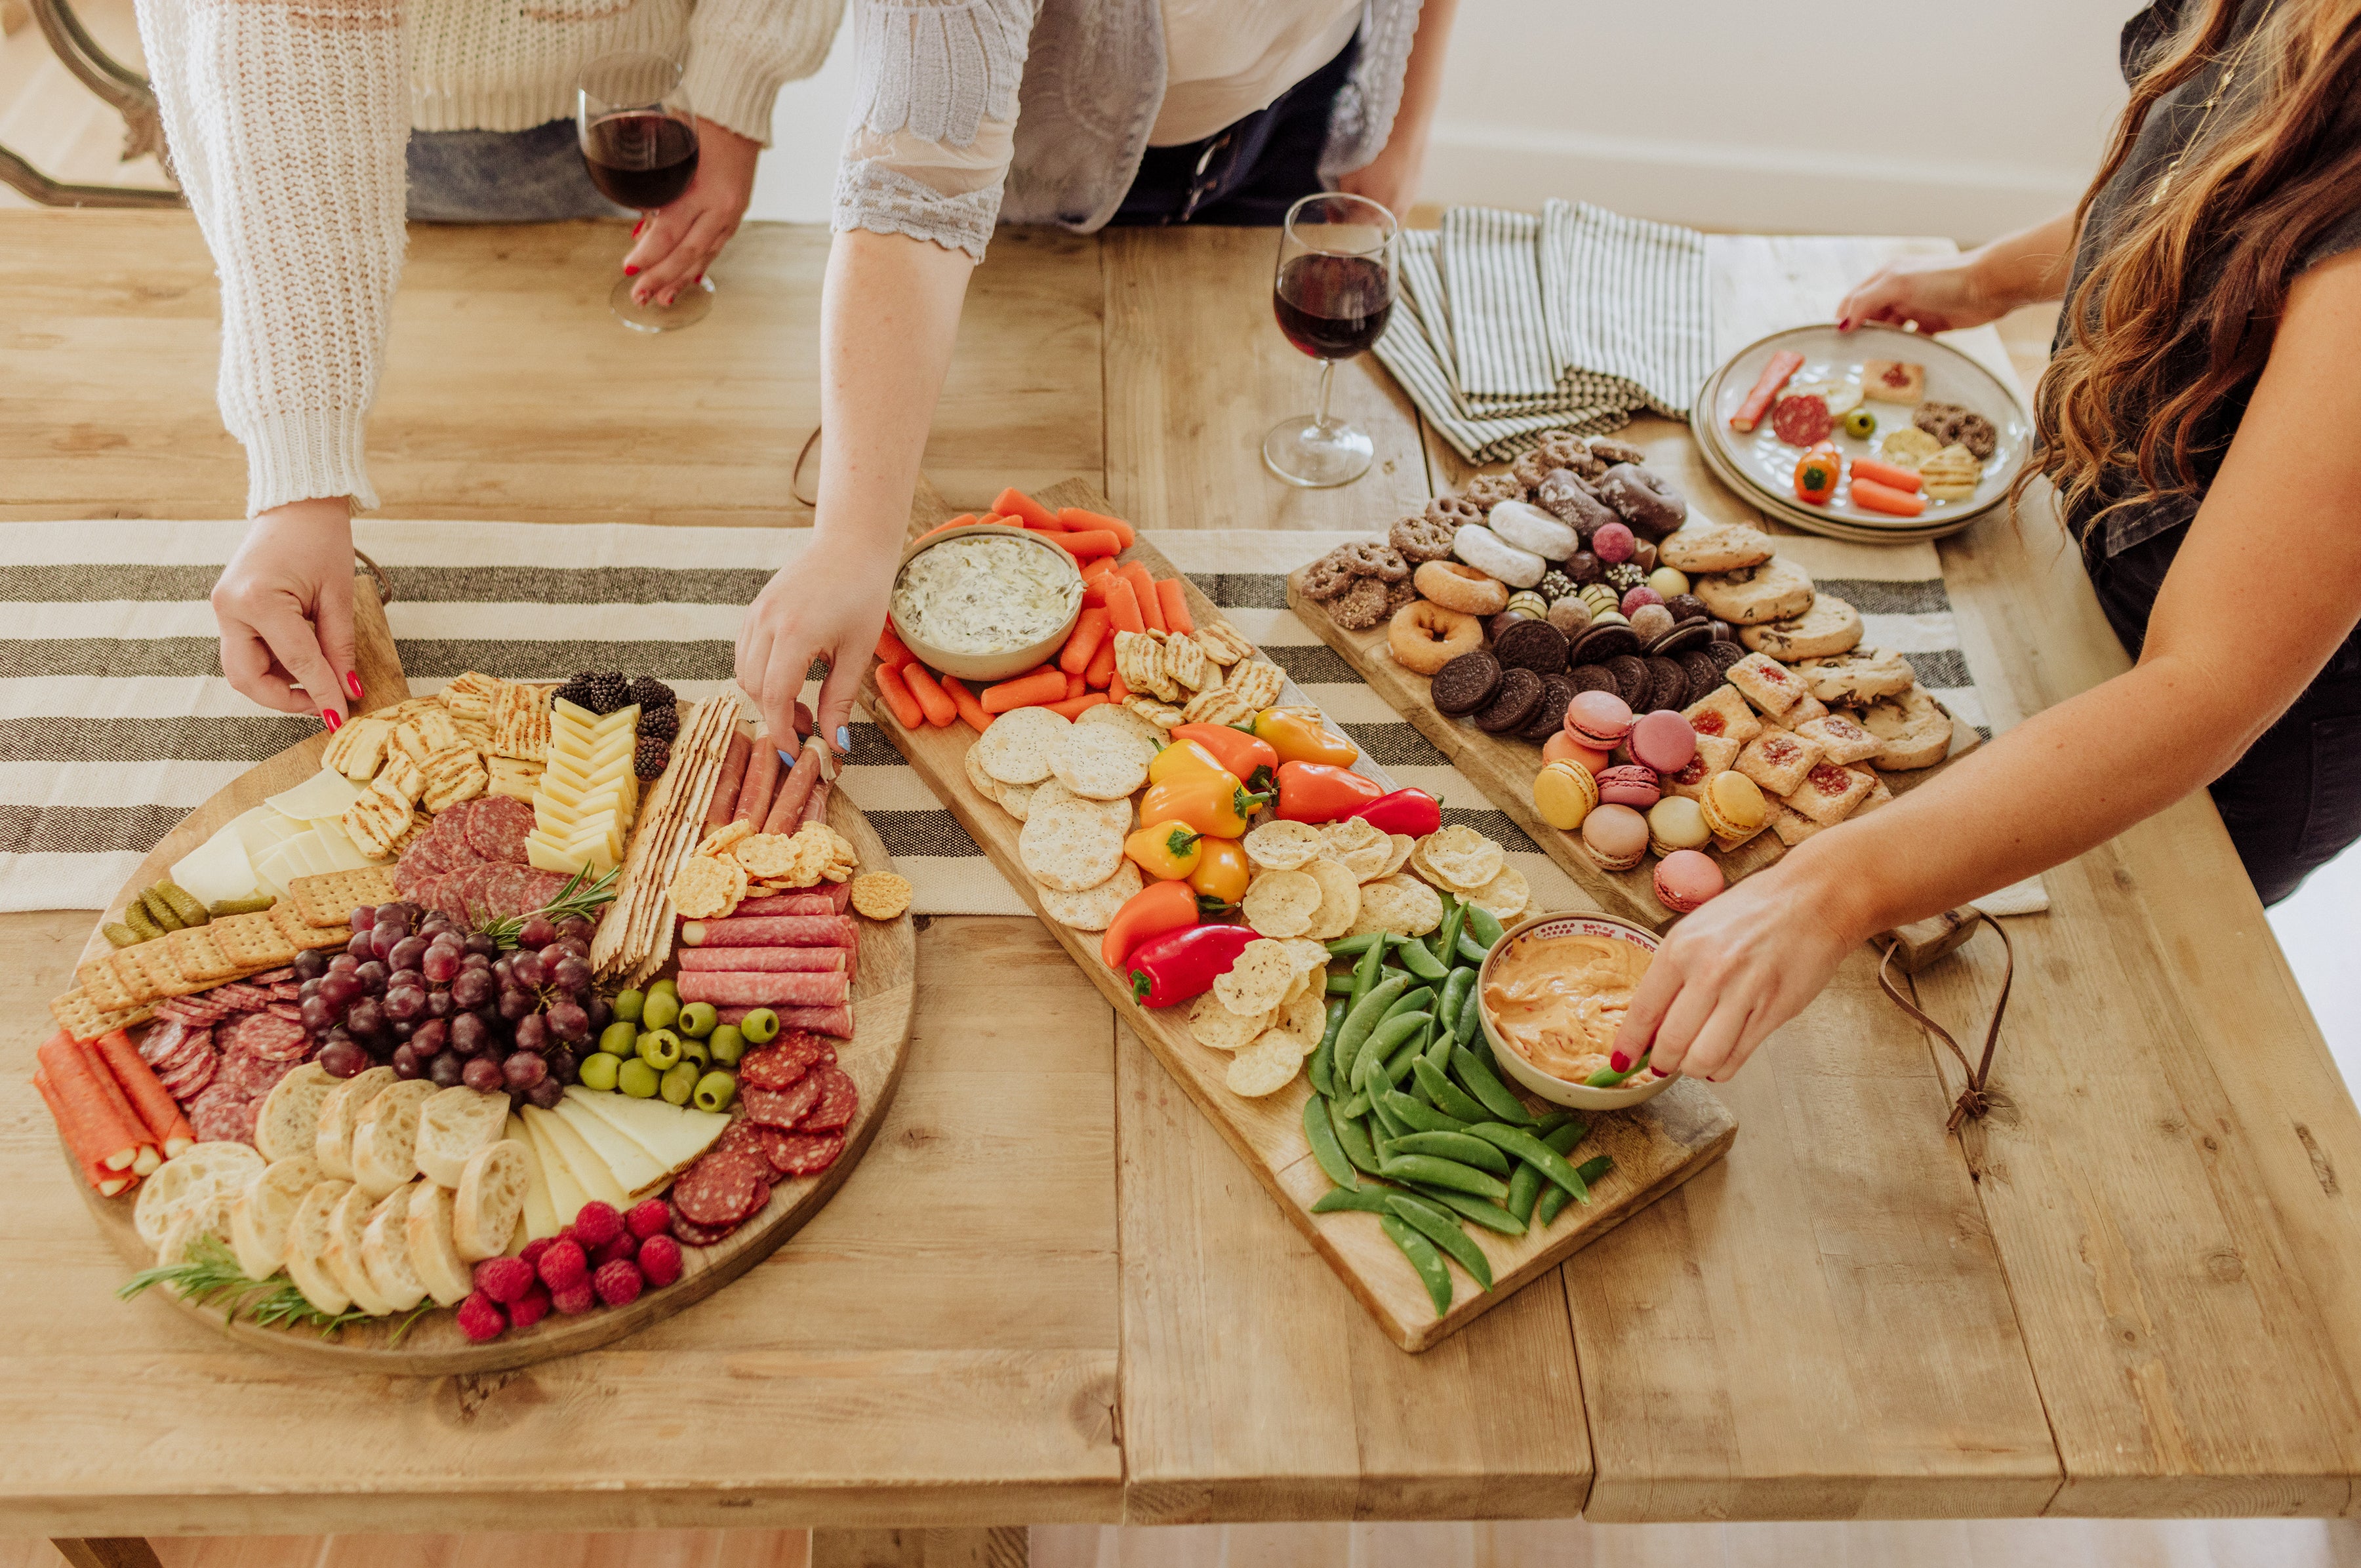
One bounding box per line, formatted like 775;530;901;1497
315;1065;397;1180
350;1079;437;1198
230;1155;325;1279
405;1180;475;1306
155;1192;237;1284
134;1140;264;1251
323;1182;397;1316
255;1062;339;1163
415;1086;510;1189
359;1181;430;1312
451;1139;529;1262
284;1178;354;1314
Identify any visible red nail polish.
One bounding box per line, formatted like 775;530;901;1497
345;670;363;702
1610;1051;1630;1072
695;273;704;285
632;218;644;237
1648;1065;1669;1078
624;264;639;277
323;709;342;732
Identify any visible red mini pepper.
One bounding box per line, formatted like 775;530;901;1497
1167;722;1278;794
1099;878;1200;971
1348;786;1443;838
1273;760;1386;824
1126;923;1257;1008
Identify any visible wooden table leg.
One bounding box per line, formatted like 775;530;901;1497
50;1541;165;1568
809;1527;1028;1568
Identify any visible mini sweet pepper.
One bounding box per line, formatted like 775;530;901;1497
1146;738;1230;788
1127;923;1258;1008
1348;787;1443;838
1139;769;1268;839
1793;442;1842;506
1099;878;1200;971
1273;759;1386;823
1125;820;1203;880
1186;835;1251;912
1167;722;1278;793
1251;706;1359;767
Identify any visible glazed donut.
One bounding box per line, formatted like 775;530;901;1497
1389;599;1486;676
1487;500;1579;561
1452;523;1547;589
1415;559;1510;616
1426;495;1487;530
1463;473;1525;511
1594;463;1687;537
1389;512;1459;564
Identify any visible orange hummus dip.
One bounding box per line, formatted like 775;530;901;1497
1483;929;1652;1081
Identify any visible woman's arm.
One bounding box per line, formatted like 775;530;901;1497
1836;209;2080;334
1337;0;1458;217
1623;249;2361;1081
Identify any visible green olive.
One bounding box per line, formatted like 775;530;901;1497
679;1035;711;1069
611;988;645;1024
598;1020;638;1058
637;1027;682;1070
708;1024;746;1066
660;1062;699;1106
739;1007;780;1045
1843;407;1876;440
648;977;679;1000
676;1001;718;1039
576;1052;621;1092
692;1070;738;1113
617;1058;660;1098
640;990;680;1031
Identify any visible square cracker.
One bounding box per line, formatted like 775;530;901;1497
165;925;239;983
50;988;147;1043
118;939;198;999
76;952;138;1012
291;866;395;929
211;909;298;969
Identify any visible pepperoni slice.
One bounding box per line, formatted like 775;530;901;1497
672;1151;770;1226
741;1075;824;1129
758;1129;844;1178
799;1065;858;1133
667;1205;740;1248
738;1032;830;1091
1770;393;1832;447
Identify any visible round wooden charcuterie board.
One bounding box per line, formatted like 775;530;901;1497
61;603;916;1375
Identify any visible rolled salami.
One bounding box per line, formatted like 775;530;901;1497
677;946;845;973
763;736;826;834
677;970;849;1008
735;885;853;918
717;1003;853;1038
682;914;858;948
731;738;782;828
704;729;753;831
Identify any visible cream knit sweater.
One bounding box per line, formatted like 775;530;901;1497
136;0;841;517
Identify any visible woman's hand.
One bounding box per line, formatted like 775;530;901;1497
1836;252;2008;334
735;530;895;760
1337;129;1428;220
211;497;360;727
622;118;759;308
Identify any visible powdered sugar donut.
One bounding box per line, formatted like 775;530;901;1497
1452;523;1546;590
1415;559;1510;616
1487;500;1579;561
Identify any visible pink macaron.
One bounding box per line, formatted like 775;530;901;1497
1595;764;1663;810
1627;710;1698;775
1563;689;1635;748
1581;803;1650;871
1653;849;1725;912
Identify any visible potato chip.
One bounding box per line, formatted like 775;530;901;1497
1226;1032;1306;1097
1240;869;1320;938
1302;856;1363;941
1213;937;1295;1016
1411;825;1505;893
976;707;1070;786
1243;818;1323;872
1050;723;1153;801
1281;966;1310;1007
1461;863;1530;923
732;833;801;878
1019;799;1127;892
1321;816;1394;879
1188;991;1273;1051
1352;874;1444;938
1034;859;1141;931
849;872;912;919
668;854;746;919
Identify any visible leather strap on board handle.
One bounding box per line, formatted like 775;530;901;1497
1878;914;2013;1135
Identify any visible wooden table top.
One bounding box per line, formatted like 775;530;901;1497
5;211;2360;1531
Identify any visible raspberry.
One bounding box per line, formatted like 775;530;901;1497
571;1201;624;1249
593;1259;644;1308
626;1199;671;1240
536;1238;588;1293
594;1233;639;1268
506;1285;552;1330
519;1237;554;1267
473;1256;534;1304
456;1292;508;1342
550;1281;597;1316
637;1234;683;1288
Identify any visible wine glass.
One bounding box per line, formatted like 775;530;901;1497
577;52;711;332
1263;192;1400;488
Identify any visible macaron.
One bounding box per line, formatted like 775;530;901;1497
1581;803;1650;871
1646;795;1711;857
1628;709;1699;775
1653;849;1725;913
1564;689;1635;748
1696;769;1769;840
1592;521;1636;565
1596;764;1663;810
1541;731;1611;774
1532;759;1600;831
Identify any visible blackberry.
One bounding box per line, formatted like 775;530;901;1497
626;675;676;712
552;673;598;710
637;702;680;743
634;735;672;780
580;672;630;715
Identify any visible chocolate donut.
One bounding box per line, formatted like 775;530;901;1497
1535;469;1619;537
1595;463;1688;537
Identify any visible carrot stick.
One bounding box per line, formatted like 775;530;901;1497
1104;576;1146;635
980;666;1068;714
33;1068;129;1196
93;1029;192;1157
876;622;917;670
1084;633;1118;690
1049;692;1112;719
900;662;959;727
1120;563;1165;633
872;662;926;729
1064;672;1086;699
940;674;994;733
36;1032;145;1178
1155;579;1194;635
1108;670;1130;704
1851;457;1924;494
1080;555;1116;583
1049;529;1123;560
994;487;1062;530
1059;607;1112;676
1850;478;1927;517
1057;507;1137;550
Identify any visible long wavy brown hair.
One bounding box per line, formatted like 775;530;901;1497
2027;0;2361;531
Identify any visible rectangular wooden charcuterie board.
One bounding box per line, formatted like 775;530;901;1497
862;478;1735;1352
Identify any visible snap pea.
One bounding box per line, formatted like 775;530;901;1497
1451;1045;1537;1125
1381;985;1434;1023
1454;986;1486;1047
1379;1153;1510;1203
1308;995;1348;1098
1367;1090;1409;1142
1456;929;1492;966
1507;1120;1588;1223
1303;1095;1357;1189
1379;1034;1426;1091
1327;971;1357;994
1424;1024;1457;1074
1575;1153;1613;1184
1380;1089;1469;1135
1403;1181;1528;1236
1411;1056;1493;1125
1329;1100;1384;1175
1384;1195;1493;1290
1338;1089;1370;1118
1467;1121;1588;1199
1333;971;1410;1089
1462;903;1506;951
1505;1161;1543;1225
1537;1155;1614;1226
1392;930;1449;982
1435;904;1468;982
1533;1110;1583;1139
1311;1186;1394;1215
1327;933;1386;957
1354;1011;1431;1095
1380;1215;1454;1316
1436;966;1476;1034
1348;931;1385;1016
1584;1050;1650;1088
1390;1130;1512;1176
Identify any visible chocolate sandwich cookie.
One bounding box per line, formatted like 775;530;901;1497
1569;664;1621;698
1680;650;1726;708
1644;656;1691;714
1473;666;1545;733
1430;651;1503;717
1702;639;1746;673
1647;617;1713;656
1605;653;1651;703
1573;618;1642;664
1495;618;1569;675
1520;674;1581;744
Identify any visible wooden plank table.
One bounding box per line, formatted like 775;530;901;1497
3;211;2360;1556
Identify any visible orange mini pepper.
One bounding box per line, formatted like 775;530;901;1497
1099;877;1200;971
1139;769;1268;839
1167;723;1278;792
1125;820;1203;880
1186;836;1251;912
1251;706;1359;767
1794;443;1842;506
1146;737;1230;787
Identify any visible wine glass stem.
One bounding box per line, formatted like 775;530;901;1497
1314;357;1337;431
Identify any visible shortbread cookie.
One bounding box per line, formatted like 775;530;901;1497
1658;520;1774;573
1859;688;1951;770
1782;761;1876;826
1733;729;1824;797
1691;556;1815;626
1791;647;1916;705
1740;594;1862;660
1722;651;1808;717
1682;684;1763;744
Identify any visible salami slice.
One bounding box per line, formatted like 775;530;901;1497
676;970;847;1009
269;982;304;1002
677;946;844;974
757;1129;844;1178
138;1020;195;1065
186;1082;256;1145
740;1074;824;1129
252;967;298;984
434;870;479;922
710;1117;772;1162
492;864;545;919
740;1031;830;1085
211;982;273;1011
799;1064;858;1133
466;796;536;865
157;1052;218;1100
232;1011;310;1061
520;870;573;913
1769;392;1832;447
671;1151;770;1226
734;885;853;918
668;1205;740;1248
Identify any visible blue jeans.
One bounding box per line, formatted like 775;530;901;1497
407;119;629;222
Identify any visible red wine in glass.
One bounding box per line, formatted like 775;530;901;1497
582;111;699;211
1274;252;1394;361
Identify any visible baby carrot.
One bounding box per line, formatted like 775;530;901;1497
940;674;994;733
1085;633;1118;689
1057;507;1137;550
1060;606;1112;676
1104;576;1146;634
872;662;925;729
1109;669;1131;704
876;622;916;670
994;487;1062;529
1080;555;1116;582
981;666;1067;713
1851;477;1927;517
1051;529;1124;560
1065;671;1087;699
1851;457;1924;493
1120;562;1165;633
900;662;959;727
1155;578;1194;635
1049;691;1112;719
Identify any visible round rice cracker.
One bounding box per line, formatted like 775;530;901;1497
976;706;1070;786
1051;723;1153;801
1226;1030;1307;1098
1460;862;1530;923
1411;824;1504;893
1243;818;1323;872
849;872;914;920
1076;701;1169;750
670;853;748;919
1188;990;1274;1051
1352;873;1444;938
1213;937;1296;1016
1301;856;1363;941
1019;799;1128;893
1277;986;1327;1053
1321;816;1394;880
1240;868;1321;938
961;739;1003;804
1031;778;1131;834
998;780;1037;821
1034;858;1142;932
1378;833;1416;879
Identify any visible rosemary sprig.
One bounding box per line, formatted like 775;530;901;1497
479;864;620;949
119;1236;413;1337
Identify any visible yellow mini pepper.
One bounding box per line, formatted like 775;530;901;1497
1252;706;1358;767
1186;836;1251;910
1138;769;1268;839
1125;820;1203;880
1146;738;1229;788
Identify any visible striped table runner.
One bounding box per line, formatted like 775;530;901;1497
0;521;2036;917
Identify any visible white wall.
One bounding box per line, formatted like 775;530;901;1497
751;0;2135;243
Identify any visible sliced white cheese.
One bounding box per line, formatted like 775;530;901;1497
308;818;382;871
550;1095;670;1198
545;754;631;794
170;820;262;909
523;1104;630;1211
517;1108;591;1227
587;704;639;740
231;804;307;860
264;768;365;822
504;1114;561;1245
526;833;587;875
566;1086;730;1176
251;837;308;898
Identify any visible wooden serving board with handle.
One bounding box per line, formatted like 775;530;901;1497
862;479;1735;1353
69;573;918;1375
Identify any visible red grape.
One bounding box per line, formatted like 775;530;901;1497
411;1017;449;1055
346;997;385;1039
510;952;546;990
300;995;336;1032
497;987;534;1022
557;915;594;942
383;985;424;1022
389;935;428;973
318;1039;369;1077
423;948;459;984
519;916;557;950
346;931;374;958
450;1013;489;1055
514;1012;549;1053
354;960;388;993
390;1043;422;1079
503;1051;548;1092
293;950;329;980
428;1051;465;1087
554;957;592;994
451;969;492;1008
545;999;588;1045
525;1075;565;1110
317;971;360;1008
462;1057;505;1093
350;906;376;933
327;952;358;975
